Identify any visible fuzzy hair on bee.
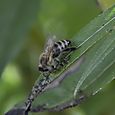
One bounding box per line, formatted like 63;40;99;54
38;37;76;77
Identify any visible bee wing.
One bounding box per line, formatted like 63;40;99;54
44;36;56;51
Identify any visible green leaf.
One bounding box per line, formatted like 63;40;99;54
0;0;40;76
32;5;115;110
81;81;115;115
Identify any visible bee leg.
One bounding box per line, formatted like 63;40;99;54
62;47;76;52
60;47;76;64
52;58;60;69
63;55;71;64
46;66;56;73
54;55;70;69
50;58;64;71
55;59;65;69
43;72;50;77
42;67;52;77
58;52;71;66
59;57;69;67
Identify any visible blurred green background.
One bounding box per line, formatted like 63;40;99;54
0;0;115;115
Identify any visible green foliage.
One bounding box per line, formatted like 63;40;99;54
0;0;40;76
0;0;115;115
32;5;115;110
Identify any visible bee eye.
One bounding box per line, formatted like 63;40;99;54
38;66;49;72
38;66;43;71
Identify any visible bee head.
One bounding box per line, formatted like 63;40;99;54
38;65;49;72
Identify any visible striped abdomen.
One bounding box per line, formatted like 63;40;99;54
52;40;71;58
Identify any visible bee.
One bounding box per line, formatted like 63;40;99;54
38;38;76;76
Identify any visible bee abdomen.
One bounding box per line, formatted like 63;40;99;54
54;40;71;51
52;40;71;58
